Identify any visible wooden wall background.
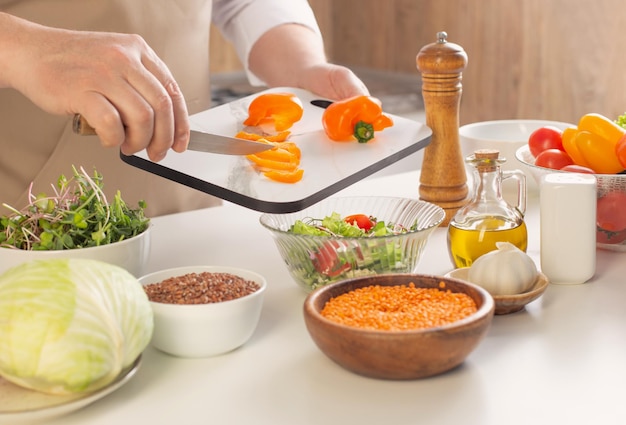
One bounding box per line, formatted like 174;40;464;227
210;0;626;125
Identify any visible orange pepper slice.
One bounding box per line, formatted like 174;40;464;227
276;141;301;160
263;168;304;183
251;146;298;163
246;154;299;171
235;130;291;143
242;93;304;132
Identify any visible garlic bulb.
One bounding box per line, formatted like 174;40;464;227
468;242;538;295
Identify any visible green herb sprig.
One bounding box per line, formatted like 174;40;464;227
0;166;149;250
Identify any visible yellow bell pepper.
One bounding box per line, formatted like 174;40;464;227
573;130;624;174
561;113;626;174
577;113;626;145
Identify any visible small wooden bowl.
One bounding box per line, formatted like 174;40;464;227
445;268;549;315
303;274;494;380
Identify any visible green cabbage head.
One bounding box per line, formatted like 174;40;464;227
0;258;153;395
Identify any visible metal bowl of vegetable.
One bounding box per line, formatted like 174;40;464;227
259;196;445;292
0;166;151;276
517;148;626;252
514;112;626;251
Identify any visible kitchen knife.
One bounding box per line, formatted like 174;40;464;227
72;114;273;155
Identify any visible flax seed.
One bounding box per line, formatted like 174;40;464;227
144;272;260;305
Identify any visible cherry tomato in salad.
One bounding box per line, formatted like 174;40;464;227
597;191;626;232
534;148;574;170
344;214;374;232
528;126;564;157
311;240;354;277
560;164;595;174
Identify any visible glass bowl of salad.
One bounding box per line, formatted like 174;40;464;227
259;196;445;292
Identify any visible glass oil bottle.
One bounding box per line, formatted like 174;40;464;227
447;149;528;268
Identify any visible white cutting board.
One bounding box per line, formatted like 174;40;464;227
122;87;431;213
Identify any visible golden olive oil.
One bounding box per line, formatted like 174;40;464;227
447;218;528;268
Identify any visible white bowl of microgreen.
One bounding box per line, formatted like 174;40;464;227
0;166;151;277
260;196;445;292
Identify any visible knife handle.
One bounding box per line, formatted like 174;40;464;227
72;114;97;135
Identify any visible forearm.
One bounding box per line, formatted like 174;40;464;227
248;23;327;88
0;12;34;89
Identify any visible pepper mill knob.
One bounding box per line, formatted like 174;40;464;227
416;31;469;226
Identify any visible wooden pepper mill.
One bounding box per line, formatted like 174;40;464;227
416;31;469;226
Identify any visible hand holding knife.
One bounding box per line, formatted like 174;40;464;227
72;113;273;156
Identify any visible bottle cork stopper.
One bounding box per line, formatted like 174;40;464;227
416;32;469;226
472;149;502;172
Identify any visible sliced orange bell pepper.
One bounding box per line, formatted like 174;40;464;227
242;93;304;132
235;130;291;143
322;95;394;143
245;154;299;172
263;168;304;183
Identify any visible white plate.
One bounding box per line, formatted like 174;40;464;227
0;355;142;424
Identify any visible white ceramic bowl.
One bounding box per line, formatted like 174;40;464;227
0;227;151;277
138;265;266;358
459;120;573;193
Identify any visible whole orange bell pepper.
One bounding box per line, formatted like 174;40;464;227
322;95;393;143
243;93;304;132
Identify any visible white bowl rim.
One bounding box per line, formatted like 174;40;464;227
460;119;574;141
515;144;626;177
0;224;151;254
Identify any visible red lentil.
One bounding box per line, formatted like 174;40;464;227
320;282;478;331
144;272;260;305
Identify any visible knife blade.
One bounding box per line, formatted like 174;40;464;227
72;114;273;155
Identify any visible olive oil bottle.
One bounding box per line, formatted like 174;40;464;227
448;150;528;268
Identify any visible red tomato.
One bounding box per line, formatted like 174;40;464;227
597;191;626;232
560;164;595;174
528;126;564;157
344;214;374;232
597;227;626;245
311;240;353;277
534;149;574;170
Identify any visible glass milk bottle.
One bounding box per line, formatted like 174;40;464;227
447;149;527;268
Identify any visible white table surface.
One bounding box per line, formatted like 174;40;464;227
45;168;626;425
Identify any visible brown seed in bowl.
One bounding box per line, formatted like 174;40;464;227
144;272;260;305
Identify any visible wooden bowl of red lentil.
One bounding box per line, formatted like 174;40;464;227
139;266;266;358
303;273;494;380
